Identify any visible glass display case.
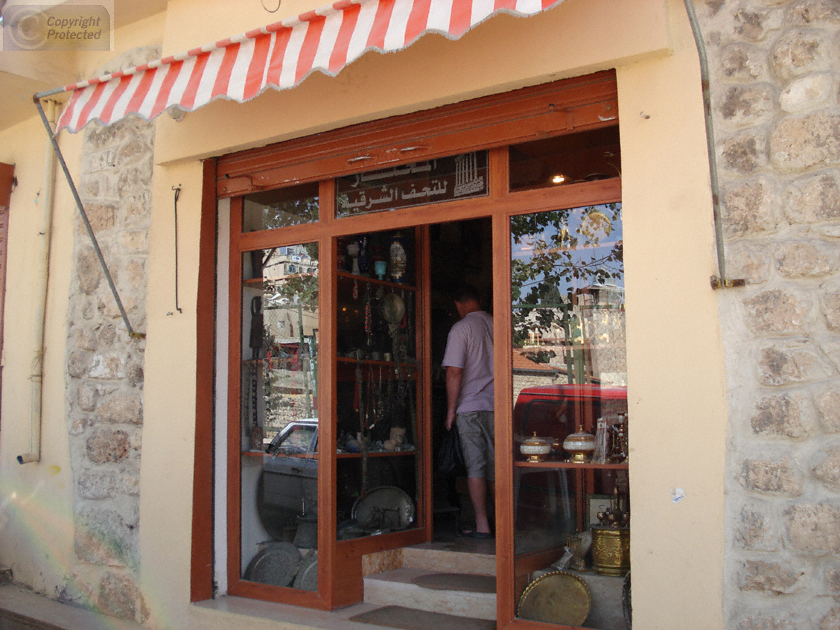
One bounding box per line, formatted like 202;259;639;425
509;203;629;628
239;242;321;591
333;229;422;540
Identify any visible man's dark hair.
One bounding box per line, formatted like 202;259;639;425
453;285;481;304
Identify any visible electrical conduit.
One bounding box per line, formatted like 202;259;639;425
18;99;57;465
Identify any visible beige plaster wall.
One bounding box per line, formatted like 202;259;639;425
153;0;671;164
0;115;82;594
618;4;727;629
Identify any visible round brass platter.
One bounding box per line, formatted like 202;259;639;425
517;570;591;626
381;292;405;324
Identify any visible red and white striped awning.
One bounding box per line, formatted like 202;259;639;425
51;0;564;133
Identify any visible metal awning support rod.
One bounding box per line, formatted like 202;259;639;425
33;95;145;339
682;0;745;290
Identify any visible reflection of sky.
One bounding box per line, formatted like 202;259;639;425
511;204;624;304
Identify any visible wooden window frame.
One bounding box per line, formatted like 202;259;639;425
194;70;622;629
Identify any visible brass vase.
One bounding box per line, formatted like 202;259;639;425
591;526;630;576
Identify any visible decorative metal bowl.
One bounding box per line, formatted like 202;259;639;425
520;433;551;462
563;425;595;463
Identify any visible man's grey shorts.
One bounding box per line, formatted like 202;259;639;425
456;410;495;480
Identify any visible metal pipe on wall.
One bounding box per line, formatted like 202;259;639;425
18;99;58;465
681;0;745;289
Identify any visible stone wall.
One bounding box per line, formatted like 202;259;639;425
700;1;840;628
62;114;154;622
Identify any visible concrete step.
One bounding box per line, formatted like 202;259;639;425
402;542;496;576
364;567;496;621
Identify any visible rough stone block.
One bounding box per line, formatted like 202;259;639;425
784;171;840;224
828;566;840;596
96;394;143;425
76;203;117;235
780;73;833;112
732;8;782;43
759;342;833;386
720;43;765;81
748;403;774;441
815;387;840;432
735;505;780;551
116;137;152;167
814;446;840;491
73;506;136;568
741;457;804;496
744;289;807;334
771;29;828;81
737;615;800;630
770;111;840;172
120;231;148;252
76;248;102;296
776;241;837;277
77;470;117;500
719;83;776;127
127;363;144;388
721;130;768;174
785;503;840;554
98;571;143;621
723;177;780;236
725;241;773;283
740;559;804;594
121;191;151;222
785;1;840;26
68;417;88;436
86;428;129;464
116;164;154;198
88;352;127;380
67;350;93;379
123;259;146;290
821;608;840;630
821;287;840;330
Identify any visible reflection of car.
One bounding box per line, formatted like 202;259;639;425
513;384;627;448
257;419;318;539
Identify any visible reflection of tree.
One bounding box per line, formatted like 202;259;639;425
511;204;622;347
264;244;320;310
262;197;319;228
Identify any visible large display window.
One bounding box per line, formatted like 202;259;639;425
210;70;628;628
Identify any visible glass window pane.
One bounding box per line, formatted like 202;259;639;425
509;127;620;192
511;205;629;629
335;153;488;218
240;244;320;590
335;229;420;540
243;182;319;232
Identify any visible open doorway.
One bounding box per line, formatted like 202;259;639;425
428;217;493;542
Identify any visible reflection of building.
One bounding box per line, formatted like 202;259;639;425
263;245;318;281
518;283;626;387
512;349;563;404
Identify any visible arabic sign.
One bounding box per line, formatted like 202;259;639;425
336;151;488;217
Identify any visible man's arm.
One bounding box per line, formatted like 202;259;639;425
445;366;463;430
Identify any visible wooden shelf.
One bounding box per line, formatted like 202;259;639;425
336;357;417;368
514;460;628;470
241;451;318;459
337;270;417;292
337;450;415;459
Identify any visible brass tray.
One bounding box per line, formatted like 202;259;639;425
517;570;591;626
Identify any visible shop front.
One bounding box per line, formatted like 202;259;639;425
201;72;630;627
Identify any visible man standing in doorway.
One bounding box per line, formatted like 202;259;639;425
443;286;494;538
